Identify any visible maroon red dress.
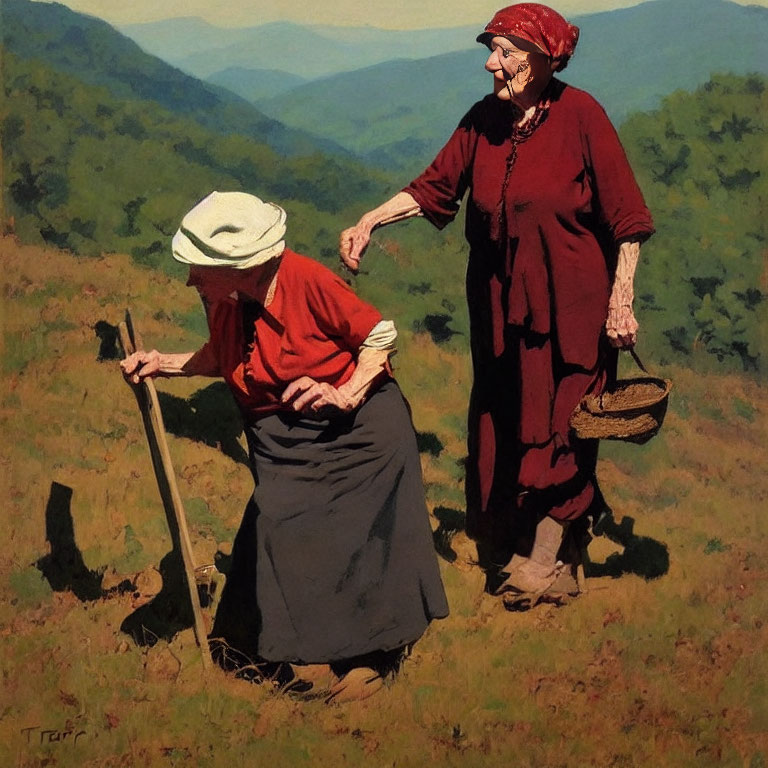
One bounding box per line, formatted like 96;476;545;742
404;79;654;557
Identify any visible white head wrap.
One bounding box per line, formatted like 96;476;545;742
172;191;287;270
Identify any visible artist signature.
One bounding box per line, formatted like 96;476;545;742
20;726;87;746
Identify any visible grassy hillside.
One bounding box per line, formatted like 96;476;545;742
2;236;767;766
1;48;394;269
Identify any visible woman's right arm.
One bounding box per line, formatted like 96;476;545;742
121;344;220;384
339;191;422;273
339;103;480;273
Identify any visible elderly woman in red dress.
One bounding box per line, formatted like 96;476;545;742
123;191;448;700
340;3;654;609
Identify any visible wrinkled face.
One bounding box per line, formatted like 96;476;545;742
186;264;268;303
485;36;553;104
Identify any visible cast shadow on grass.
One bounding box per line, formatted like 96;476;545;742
416;431;444;457
34;484;222;646
475;502;669;593
413;313;462;344
120;549;194;646
96;323;246;465
156;382;249;466
36;482;104;601
94;320;121;361
585;510;670;580
432;506;466;563
121;548;232;647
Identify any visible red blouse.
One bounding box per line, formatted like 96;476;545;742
199;249;381;418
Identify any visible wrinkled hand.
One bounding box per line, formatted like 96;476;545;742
120;349;162;384
339;224;372;273
605;305;638;348
281;376;353;417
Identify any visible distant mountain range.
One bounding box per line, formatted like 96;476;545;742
118;19;477;80
1;0;346;158
206;68;308;102
258;51;489;172
1;0;397;265
564;0;768;121
117;0;768;172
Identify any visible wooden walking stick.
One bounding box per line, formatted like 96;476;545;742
119;309;212;671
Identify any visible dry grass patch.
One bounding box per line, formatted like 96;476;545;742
2;237;767;767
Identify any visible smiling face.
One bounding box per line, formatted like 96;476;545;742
485;36;554;108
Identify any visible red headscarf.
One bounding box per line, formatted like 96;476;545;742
477;3;580;72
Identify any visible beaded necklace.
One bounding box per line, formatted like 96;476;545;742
491;83;555;243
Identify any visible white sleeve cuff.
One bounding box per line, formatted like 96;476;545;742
361;319;397;350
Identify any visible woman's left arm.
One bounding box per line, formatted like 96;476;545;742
582;98;655;246
606;240;640;348
281;346;392;415
581;98;654;350
281;263;397;415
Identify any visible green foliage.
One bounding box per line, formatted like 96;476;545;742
621;73;767;373
732;396;756;422
1;49;393;269
358;73;768;375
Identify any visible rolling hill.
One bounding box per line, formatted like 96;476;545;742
0;48;395;268
1;0;347;158
256;50;490;173
206;67;308;102
2;0;765;374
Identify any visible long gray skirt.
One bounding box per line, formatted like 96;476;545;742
211;380;449;664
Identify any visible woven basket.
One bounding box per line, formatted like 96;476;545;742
569;352;672;444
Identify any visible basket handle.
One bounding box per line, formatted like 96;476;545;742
601;347;651;408
628;347;650;374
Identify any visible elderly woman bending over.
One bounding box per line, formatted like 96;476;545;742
122;191;448;701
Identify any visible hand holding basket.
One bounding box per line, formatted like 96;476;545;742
569;350;672;444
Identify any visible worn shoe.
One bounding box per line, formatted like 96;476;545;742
325;666;384;704
495;554;563;594
283;663;339;700
499;559;581;611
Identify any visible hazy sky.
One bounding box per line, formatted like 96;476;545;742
35;0;768;28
